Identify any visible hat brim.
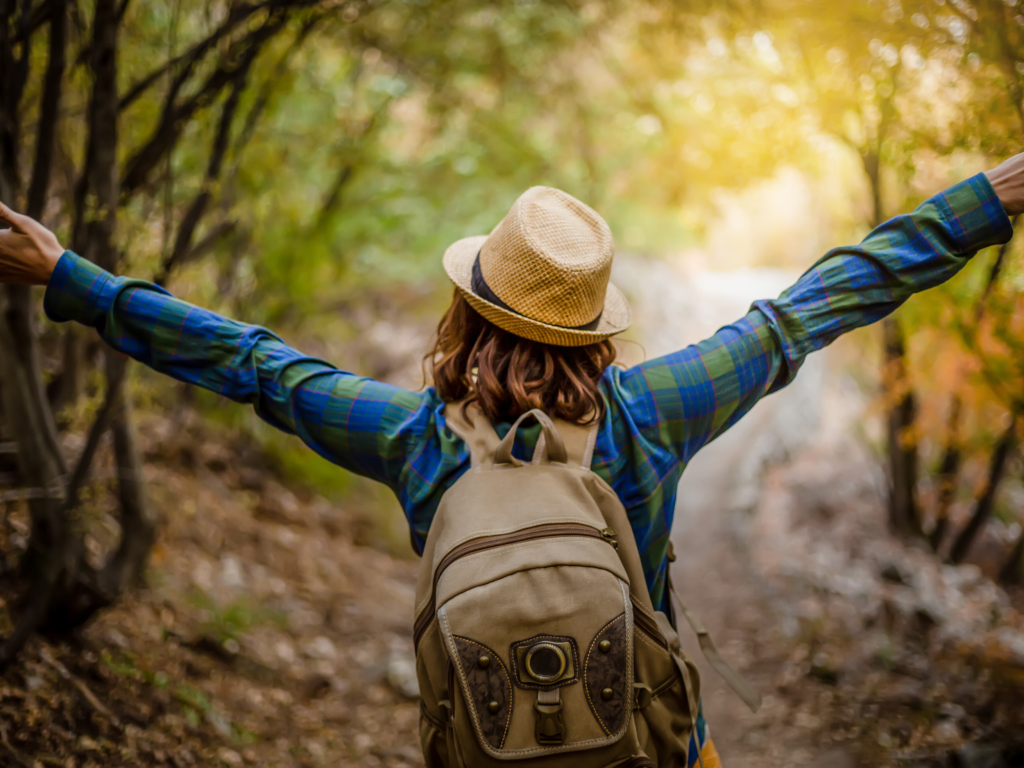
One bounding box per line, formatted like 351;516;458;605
443;235;631;348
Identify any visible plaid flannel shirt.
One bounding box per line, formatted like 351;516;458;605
44;174;1013;617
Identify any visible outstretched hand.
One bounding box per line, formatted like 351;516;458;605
0;202;64;286
986;153;1024;217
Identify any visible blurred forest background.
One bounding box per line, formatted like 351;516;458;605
2;0;1024;766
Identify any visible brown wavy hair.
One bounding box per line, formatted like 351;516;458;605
427;290;616;425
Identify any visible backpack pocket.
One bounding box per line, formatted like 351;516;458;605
436;564;645;764
420;705;450;768
630;604;700;767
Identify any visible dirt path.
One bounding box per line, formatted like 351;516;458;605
618;256;849;765
622;256;1024;767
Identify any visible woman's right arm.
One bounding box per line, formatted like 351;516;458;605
0;202;467;544
40;250;436;485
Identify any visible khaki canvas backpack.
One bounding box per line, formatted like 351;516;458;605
414;406;758;767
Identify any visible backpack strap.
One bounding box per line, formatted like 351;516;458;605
549;417;599;470
445;401;598;471
494;410;567;466
666;542;762;713
443;400;501;470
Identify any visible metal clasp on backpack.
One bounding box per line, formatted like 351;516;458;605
534;688;565;745
600;527;618;549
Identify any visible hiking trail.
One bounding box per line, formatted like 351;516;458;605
3;257;1023;767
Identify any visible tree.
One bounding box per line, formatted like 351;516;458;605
0;0;420;664
0;0;642;665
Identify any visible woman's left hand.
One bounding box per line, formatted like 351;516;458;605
0;202;64;285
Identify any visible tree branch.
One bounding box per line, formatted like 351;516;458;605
154;220;236;287
64;356;126;509
0;720;32;766
949;412;1019;564
977;215;1021;320
156;59;254;285
118;0;323;113
9;0;47;44
0;0;36;197
230;12;322;161
120;4;298;200
39;646;120;726
931;222;1020;550
117;0;273;111
312;96;392;229
25;0;67;220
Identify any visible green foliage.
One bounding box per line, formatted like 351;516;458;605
186;590;288;643
11;0;1024;554
134;0;1022;543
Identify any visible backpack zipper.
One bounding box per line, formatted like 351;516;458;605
414;523;616;649
630;602;668;649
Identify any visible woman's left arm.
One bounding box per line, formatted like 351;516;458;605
612;166;1018;465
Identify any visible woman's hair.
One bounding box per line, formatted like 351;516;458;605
427;289;616;426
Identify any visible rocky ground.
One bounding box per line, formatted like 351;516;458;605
671;369;1024;768
0;405;425;768
1;257;1023;767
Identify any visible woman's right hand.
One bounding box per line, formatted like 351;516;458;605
986;152;1024;217
0;202;64;285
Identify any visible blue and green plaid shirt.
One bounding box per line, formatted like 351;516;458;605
44;174;1013;616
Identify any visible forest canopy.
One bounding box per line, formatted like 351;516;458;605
0;0;1023;691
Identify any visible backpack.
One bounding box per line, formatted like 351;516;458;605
414;405;758;767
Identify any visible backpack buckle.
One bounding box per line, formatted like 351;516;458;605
633;682;652;711
534;689;565;745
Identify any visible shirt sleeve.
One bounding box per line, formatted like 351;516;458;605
613;172;1014;464
43;254;434;488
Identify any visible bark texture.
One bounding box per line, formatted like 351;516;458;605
949;415;1017;565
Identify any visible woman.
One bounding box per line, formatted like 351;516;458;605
0;156;1021;764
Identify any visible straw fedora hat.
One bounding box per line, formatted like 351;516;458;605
443;186;631;347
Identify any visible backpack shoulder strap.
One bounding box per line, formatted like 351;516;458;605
445;401;599;471
549;417;599;470
443;400;500;470
665;542;762;713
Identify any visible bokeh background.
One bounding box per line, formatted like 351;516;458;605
1;1;1024;766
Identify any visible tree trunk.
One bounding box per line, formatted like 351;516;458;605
83;0;155;597
884;318;920;537
1000;526;1024;585
863;146;922;540
25;0;66;220
47;324;83;416
930;397;961;552
97;351;156;594
931;221;1018;552
0;286;77;667
949;414;1017;565
0;0;82;667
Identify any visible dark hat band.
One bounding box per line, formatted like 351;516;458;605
471;251;603;333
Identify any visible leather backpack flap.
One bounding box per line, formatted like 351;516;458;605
438;566;635;759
